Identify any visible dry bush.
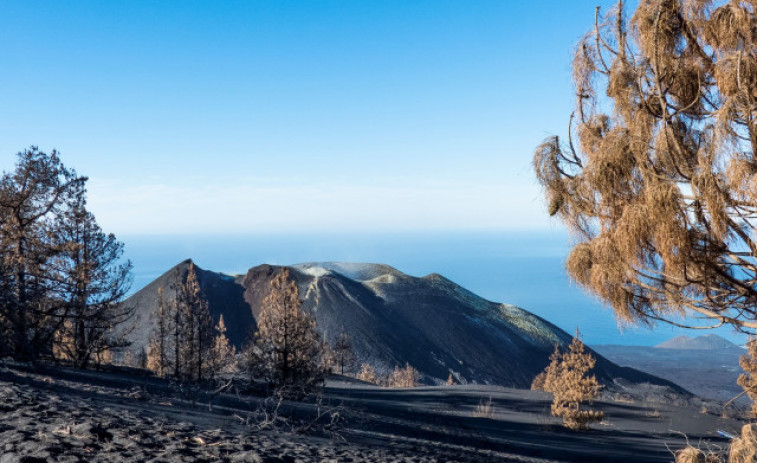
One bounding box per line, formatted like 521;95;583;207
538;335;603;430
676;446;706;463
446;373;455;386
387;363;420;388
730;424;757;463
473;396;494;419
357;363;378;385
531;371;546;391
675;444;726;463
738;339;757;418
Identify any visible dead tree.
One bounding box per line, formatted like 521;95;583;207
537;334;603;430
534;0;757;332
248;268;325;390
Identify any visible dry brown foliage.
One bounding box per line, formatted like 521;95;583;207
538;336;603;430
357;363;378;385
207;315;237;378
146;263;217;382
0;149;132;364
730;424;757;463
675;446;724;463
247;269;325;389
531;371;547;391
534;0;757;333
386;363;420;388
676;446;707;463
738;339;757;417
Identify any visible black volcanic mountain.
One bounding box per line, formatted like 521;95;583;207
122;259;255;352
122;260;685;391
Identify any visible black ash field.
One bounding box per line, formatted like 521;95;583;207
0;361;741;463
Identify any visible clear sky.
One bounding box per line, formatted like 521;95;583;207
0;1;621;235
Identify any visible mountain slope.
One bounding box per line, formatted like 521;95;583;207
122;260;686;392
656;334;739;350
594;336;746;403
121;259;254;357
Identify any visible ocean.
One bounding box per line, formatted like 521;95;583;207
121;230;747;347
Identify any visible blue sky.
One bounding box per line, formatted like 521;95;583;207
0;1;617;234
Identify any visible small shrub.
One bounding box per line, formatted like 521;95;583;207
473;396;494;419
357;363;378;385
675;446;706;463
446;373;455;386
730;424;757;463
738;339;757;418
537;334;603;430
387;363;420;388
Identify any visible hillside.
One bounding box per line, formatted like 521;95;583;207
594;336;746;403
656;334;740;349
120;259;254;355
0;361;734;463
122;260;687;393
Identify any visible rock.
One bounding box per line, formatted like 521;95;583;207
90;424;113;442
0;453;19;463
230;451;263;463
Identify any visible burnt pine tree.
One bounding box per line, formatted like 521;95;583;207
51;190;133;368
0;148;131;363
250;268;325;389
331;329;356;375
146;287;169;377
147;262;214;382
207;315;237;379
0;148;86;359
534;0;757;332
178;262;213;381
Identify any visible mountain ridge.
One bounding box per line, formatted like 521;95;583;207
121;260;687;394
655;334;740;350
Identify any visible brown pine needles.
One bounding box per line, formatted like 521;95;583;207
534;0;757;332
533;335;603;430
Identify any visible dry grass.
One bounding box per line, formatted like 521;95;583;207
472;396;494;419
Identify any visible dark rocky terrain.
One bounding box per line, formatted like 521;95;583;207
594;335;746;405
0;361;740;463
122;260;686;395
